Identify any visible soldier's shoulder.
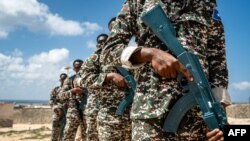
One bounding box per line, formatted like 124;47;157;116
69;74;76;80
53;86;60;90
50;86;60;94
63;74;75;84
85;52;100;64
62;77;71;86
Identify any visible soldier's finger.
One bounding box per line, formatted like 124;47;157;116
120;81;127;88
207;129;220;141
124;78;130;88
157;67;166;77
170;69;177;78
209;132;223;141
164;71;171;79
177;62;193;81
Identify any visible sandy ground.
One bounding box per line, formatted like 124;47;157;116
0;118;250;141
0;124;51;141
228;117;250;125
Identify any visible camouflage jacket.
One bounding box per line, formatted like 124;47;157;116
57;74;86;109
79;49;129;110
101;0;229;119
49;86;61;108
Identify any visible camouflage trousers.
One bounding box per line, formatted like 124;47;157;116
84;94;99;141
63;107;87;141
132;106;207;141
51;108;64;141
97;107;132;141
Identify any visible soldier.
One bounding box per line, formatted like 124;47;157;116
108;17;116;31
58;59;87;141
49;73;67;141
101;0;231;141
205;5;232;140
81;34;105;141
79;33;132;141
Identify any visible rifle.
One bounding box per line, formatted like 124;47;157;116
141;4;228;132
78;87;88;111
76;87;88;122
70;75;88;119
71;74;88;111
59;107;67;140
115;67;137;116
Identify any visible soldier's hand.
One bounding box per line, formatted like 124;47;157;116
71;87;83;95
107;73;128;88
57;109;64;118
151;49;193;81
206;128;224;141
54;108;64;118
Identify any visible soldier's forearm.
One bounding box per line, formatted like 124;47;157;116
129;48;155;64
57;90;72;101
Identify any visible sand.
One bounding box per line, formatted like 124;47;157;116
0;124;51;141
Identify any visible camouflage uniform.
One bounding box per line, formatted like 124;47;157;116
58;75;87;141
83;89;99;141
50;86;60;108
101;0;231;140
79;48;132;141
50;86;65;141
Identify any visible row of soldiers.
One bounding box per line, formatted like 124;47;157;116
50;17;132;141
50;0;231;141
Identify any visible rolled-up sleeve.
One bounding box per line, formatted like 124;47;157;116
212;87;232;106
121;46;145;69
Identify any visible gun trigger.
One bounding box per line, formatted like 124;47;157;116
182;88;189;94
177;73;188;87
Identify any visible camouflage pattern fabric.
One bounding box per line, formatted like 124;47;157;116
50;86;64;141
208;13;228;88
79;49;102;141
58;75;87;141
79;49;132;141
101;0;228;140
63;107;82;141
51;113;61;141
84;90;99;141
49;86;60;108
132;106;206;141
97;107;131;141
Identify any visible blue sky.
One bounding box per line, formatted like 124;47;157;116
0;0;249;103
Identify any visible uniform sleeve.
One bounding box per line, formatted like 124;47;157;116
207;18;231;106
57;78;74;101
49;87;57;107
121;46;145;69
101;0;134;66
79;54;109;89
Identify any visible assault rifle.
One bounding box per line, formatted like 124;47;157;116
141;4;228;132
115;67;136;115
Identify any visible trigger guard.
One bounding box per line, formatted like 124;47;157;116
177;73;189;93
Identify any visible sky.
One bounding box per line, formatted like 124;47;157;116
0;0;249;103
